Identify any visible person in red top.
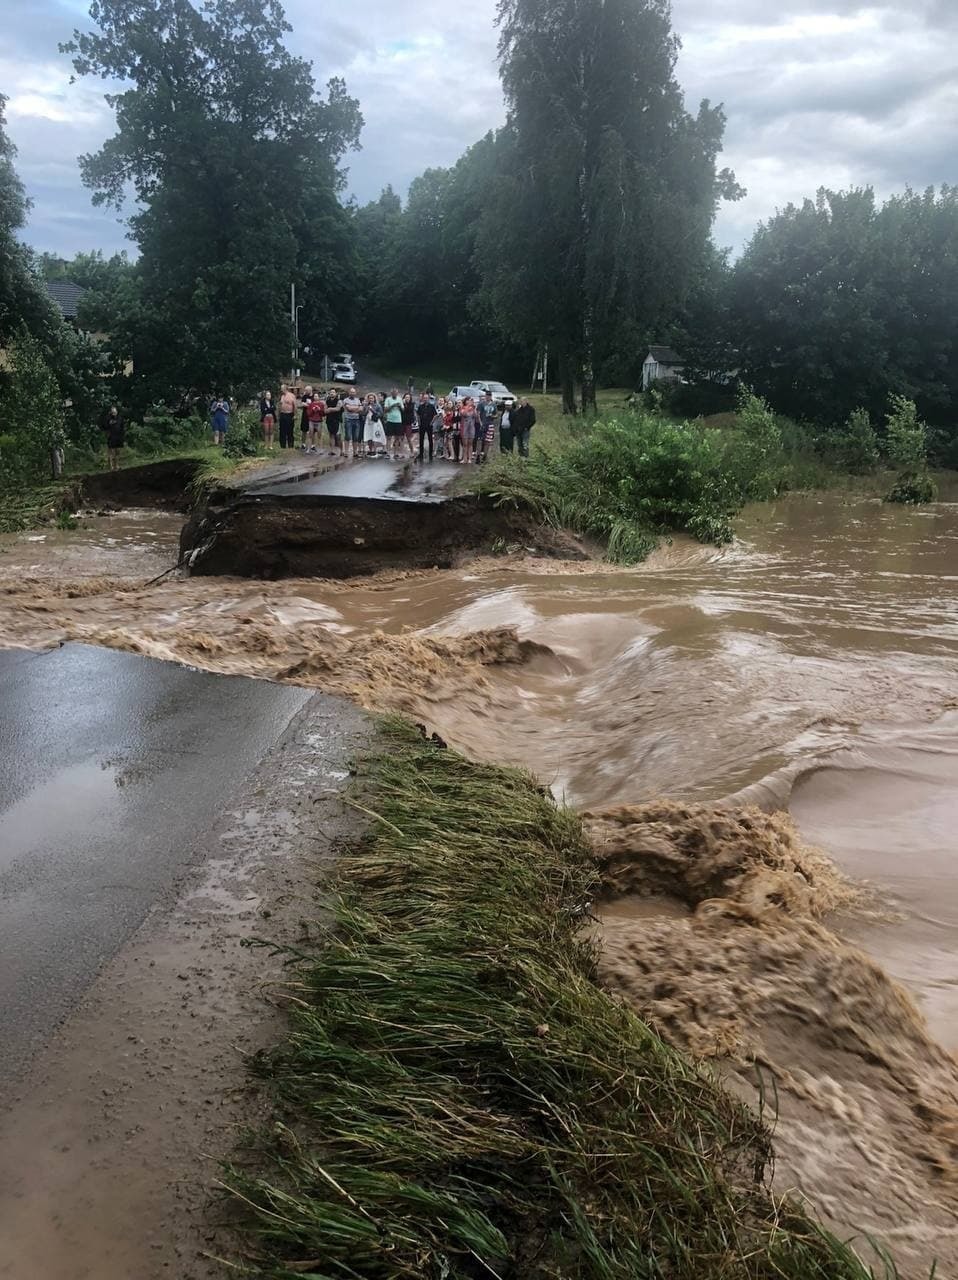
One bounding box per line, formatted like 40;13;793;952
306;393;326;453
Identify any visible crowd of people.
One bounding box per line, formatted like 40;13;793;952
254;384;537;464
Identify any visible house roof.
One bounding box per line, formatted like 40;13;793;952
646;345;683;366
45;279;86;320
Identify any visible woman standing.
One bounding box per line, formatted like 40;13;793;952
306;393;326;452
210;394;230;446
442;398;460;462
259;390;276;451
458;396;479;464
363;393;384;458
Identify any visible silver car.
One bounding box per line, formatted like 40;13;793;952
469;379;516;408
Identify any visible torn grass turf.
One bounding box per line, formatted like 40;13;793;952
227;719;883;1278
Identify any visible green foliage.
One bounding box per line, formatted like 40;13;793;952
0;330;65;486
727;185;958;445
478;0;742;412
727;387;783;500
884;394;927;468
229;720;882;1279
885;471;938;505
472;409;789;562
62;0;362;399
881;396;935;504
222;408;260;458
826;407;880;474
124;406;208;457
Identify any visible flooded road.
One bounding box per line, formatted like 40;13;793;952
1;486;957;1275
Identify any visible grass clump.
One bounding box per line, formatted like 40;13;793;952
227;719;880;1279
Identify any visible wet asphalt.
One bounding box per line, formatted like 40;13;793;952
260;458;462;503
0;644;311;1093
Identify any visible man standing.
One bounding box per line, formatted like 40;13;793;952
100;404;125;470
477;390;498;462
325;386;344;457
416;391;436;463
276;384;296;450
343;386;363;461
512;397;537;457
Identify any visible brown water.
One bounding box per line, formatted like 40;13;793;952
2;489;958;1275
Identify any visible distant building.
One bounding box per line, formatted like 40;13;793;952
642;345;685;391
44;279;87;323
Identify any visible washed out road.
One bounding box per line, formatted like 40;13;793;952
261;457;462;503
0;643;310;1094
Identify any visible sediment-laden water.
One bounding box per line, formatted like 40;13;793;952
2;487;957;1275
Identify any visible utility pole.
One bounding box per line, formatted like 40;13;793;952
290;282;296;382
542;345;549;397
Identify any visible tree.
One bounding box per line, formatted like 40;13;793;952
62;0;362;399
0;96;66;358
730;185;958;453
0;330;66;483
478;0;741;414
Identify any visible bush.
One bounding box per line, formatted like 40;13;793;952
473;408;790;563
882;396;935;504
885;471;938;505
884;394;927;468
222;407;260;458
645;378;737;420
827;407;880;474
125;406;209;457
0;331;64;486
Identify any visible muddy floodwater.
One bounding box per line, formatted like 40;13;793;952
2;486;957;1275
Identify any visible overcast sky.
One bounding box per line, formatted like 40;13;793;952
2;0;956;259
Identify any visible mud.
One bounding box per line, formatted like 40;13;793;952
79;458;203;511
592;801;958;1277
180;491;588;578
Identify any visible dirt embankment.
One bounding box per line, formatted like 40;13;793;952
180;492;587;579
79;458;203;511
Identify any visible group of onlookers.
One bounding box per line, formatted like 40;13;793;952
256;384;537;464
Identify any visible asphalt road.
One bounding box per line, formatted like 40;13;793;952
0;644;311;1092
261;458;462;503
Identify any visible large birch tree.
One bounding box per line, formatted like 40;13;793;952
481;0;740;413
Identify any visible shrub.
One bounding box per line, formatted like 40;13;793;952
829;407;880;474
883;396;935;504
0;331;64;486
125;406;209;457
222;407;260;458
884;395;927;468
885;471;938;505
473;409;788;562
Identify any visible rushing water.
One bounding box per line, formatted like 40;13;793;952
1;487;957;1275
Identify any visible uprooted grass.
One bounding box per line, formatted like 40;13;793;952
225;719;884;1279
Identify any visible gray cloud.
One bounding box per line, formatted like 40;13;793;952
3;0;956;258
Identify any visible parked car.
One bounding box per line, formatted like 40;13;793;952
331;362;358;383
448;385;481;404
469;379;517;408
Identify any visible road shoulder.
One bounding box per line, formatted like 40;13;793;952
0;693;371;1280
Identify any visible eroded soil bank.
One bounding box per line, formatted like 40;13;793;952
180;490;586;578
